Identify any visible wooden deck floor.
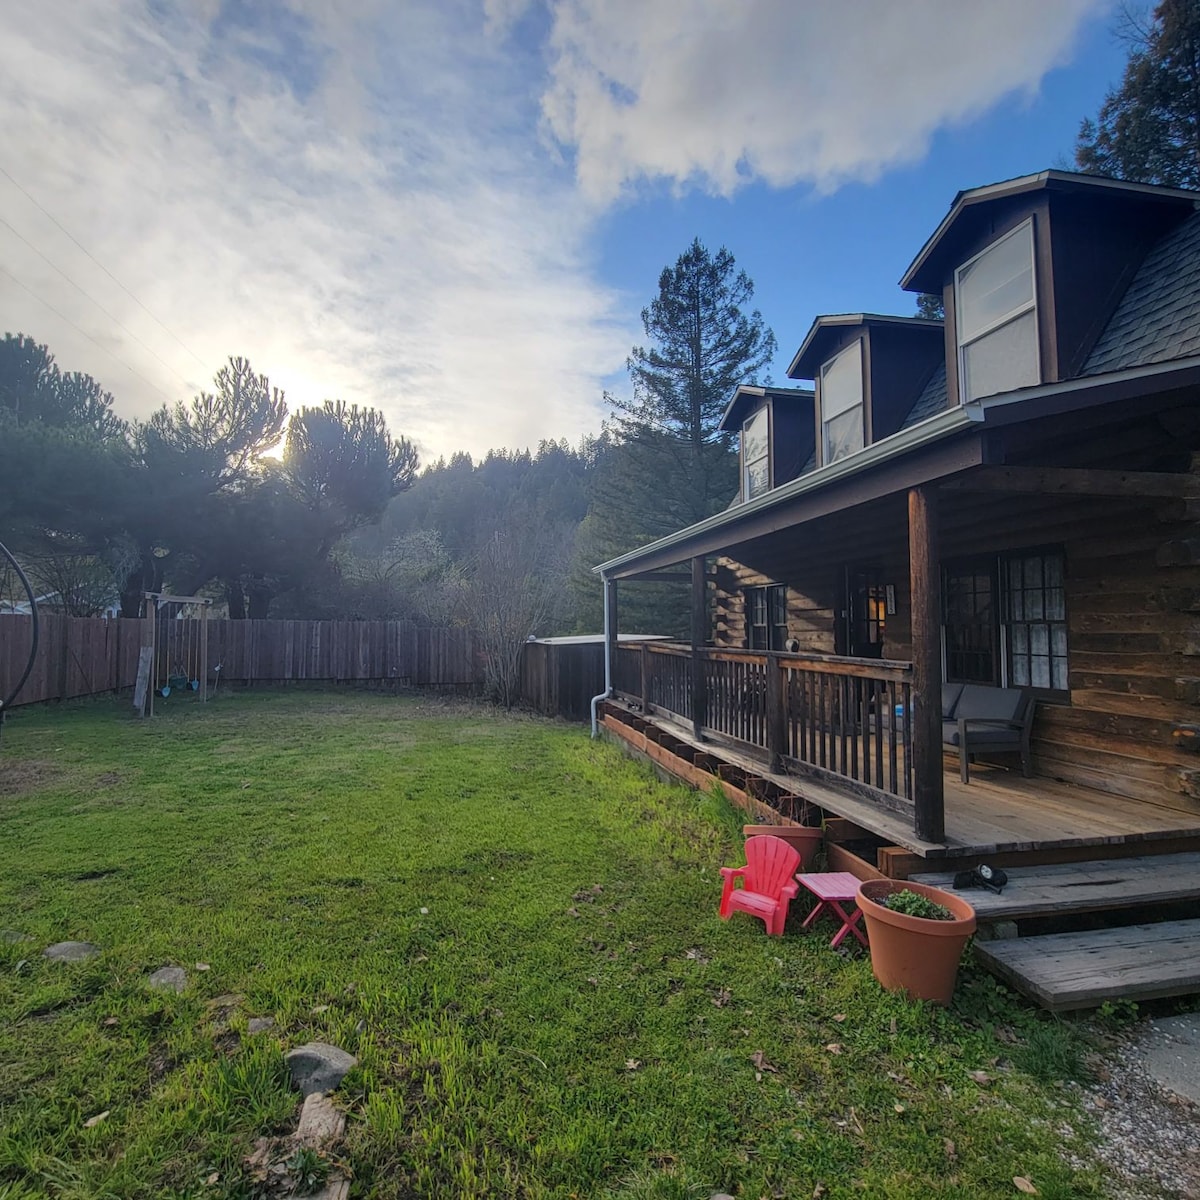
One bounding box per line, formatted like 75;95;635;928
608;703;1200;860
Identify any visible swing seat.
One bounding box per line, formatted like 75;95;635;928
718;835;802;936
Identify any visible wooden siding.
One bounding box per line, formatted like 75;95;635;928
0;616;479;707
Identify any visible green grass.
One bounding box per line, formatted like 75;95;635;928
0;690;1107;1199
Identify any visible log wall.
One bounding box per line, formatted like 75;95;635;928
707;484;1200;815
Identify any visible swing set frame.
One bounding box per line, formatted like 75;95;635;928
134;592;212;717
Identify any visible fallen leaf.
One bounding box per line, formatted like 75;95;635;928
685;947;709;962
812;1183;828;1198
755;1071;763;1082
944;1138;957;1161
587;976;599;986
825;1043;844;1055
1013;1177;1038;1195
311;1004;330;1014
419;907;429;915
889;1016;898;1034
969;1070;993;1085
712;988;732;1008
623;1059;641;1071
102;1016;118;1027
591;884;604;894
195;962;211;972
413;954;429;963
893;1103;905;1113
751;1050;780;1073
832;1013;846;1022
567;907;580;918
205;1172;219;1186
83;1111;110;1128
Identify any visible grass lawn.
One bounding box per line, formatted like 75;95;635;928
0;690;1110;1199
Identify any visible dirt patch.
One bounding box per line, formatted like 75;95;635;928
0;759;63;796
93;771;123;786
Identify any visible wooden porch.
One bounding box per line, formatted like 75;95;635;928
605;640;1200;864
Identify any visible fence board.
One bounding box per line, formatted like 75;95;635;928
0;616;480;707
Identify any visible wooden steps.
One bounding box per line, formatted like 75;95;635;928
908;853;1200;1010
976;919;1200;1011
909;851;1200;921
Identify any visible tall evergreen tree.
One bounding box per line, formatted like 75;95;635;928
574;240;776;634
1075;0;1200;187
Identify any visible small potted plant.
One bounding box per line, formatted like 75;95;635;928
856;879;976;1005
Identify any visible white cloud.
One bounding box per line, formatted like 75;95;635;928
0;0;1111;466
535;0;1110;202
0;0;631;462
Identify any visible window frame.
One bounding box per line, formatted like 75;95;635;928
941;545;1069;699
954;218;1040;404
818;340;865;466
741;403;771;500
746;583;788;652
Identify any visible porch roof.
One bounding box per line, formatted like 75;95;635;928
594;353;1200;580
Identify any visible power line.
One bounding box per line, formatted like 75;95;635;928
0;214;196;390
0;262;176;405
0;164;214;376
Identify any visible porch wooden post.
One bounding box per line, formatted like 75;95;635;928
908;486;945;843
691;555;707;741
606;577;618;693
766;652;785;773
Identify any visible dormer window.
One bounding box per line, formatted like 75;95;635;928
955;220;1039;403
742;406;770;499
820;341;864;464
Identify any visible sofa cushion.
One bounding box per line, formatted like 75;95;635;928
956;684;1024;722
941;682;964;719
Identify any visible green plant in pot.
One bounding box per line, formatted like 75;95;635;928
856;879;976;1005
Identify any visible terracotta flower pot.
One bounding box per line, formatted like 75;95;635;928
742;824;824;871
856;879;976;1006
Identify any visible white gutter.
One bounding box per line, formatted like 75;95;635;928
589;574;612;738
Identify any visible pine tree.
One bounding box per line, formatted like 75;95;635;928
574;240;776;634
1075;0;1200;187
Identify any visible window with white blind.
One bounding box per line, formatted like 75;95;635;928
820;341;864;464
955;221;1040;403
742;406;770;499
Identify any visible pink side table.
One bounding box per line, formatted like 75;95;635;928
796;871;869;949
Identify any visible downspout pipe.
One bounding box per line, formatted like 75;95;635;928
589;572;612;738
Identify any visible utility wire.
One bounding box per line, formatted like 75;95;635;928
0;164;214;376
0;214;196;390
0;262;176;404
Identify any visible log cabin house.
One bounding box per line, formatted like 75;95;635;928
593;171;1200;1007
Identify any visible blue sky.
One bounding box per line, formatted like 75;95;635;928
0;0;1129;461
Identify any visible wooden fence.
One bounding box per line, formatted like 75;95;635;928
0;615;481;708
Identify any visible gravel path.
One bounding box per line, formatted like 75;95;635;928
1071;1023;1200;1199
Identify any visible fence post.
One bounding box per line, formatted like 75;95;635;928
640;643;651;714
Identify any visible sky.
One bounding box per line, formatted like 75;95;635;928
0;0;1131;464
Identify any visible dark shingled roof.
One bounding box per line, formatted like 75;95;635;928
900;362;947;430
1086;209;1200;375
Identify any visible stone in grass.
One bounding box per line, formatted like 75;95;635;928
147;966;188;992
44;941;100;963
247;1016;275;1034
285;1042;357;1096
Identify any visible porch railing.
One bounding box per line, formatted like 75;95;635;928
613;642;914;812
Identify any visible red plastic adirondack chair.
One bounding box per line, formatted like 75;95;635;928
718;835;802;936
